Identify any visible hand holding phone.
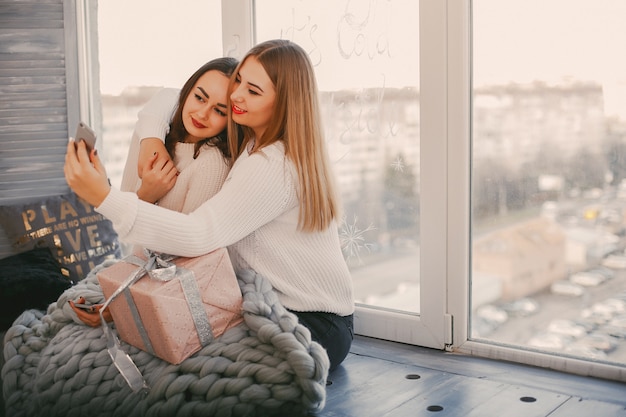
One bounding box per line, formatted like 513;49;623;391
75;122;97;151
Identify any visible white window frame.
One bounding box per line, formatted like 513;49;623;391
444;0;625;382
221;0;452;349
74;0;100;134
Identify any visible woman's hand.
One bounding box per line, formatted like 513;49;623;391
64;139;111;207
138;138;168;178
69;297;113;327
136;151;178;203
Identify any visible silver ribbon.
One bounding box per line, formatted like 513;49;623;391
100;250;214;392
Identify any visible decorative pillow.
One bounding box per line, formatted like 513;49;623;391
0;247;72;330
0;192;121;283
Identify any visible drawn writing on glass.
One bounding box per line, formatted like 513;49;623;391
337;0;392;60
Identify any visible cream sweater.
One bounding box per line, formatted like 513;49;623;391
98;89;355;315
120;127;229;213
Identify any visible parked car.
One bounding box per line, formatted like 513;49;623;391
597;315;626;339
569;271;606;287
581;306;612;326
563;344;608;360
601;254;626;269
500;298;540;317
527;332;573;350
600;323;626;339
550;280;585;297
587;266;615;280
475;304;508;326
581;299;626;325
547;319;587;338
601;298;626;316
574;333;618;353
608;315;626;331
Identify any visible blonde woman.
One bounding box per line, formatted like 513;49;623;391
65;39;355;371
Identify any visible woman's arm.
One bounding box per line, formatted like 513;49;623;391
120;129;143;193
120;130;177;203
135;152;178;203
126;88;180;202
138;138;169;179
135;88;179;177
95;144;298;257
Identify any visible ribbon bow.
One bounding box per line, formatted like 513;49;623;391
141;250;177;282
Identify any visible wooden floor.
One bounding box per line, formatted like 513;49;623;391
317;335;626;417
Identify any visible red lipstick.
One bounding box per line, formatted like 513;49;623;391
191;117;206;129
232;105;246;115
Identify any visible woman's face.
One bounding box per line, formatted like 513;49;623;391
230;57;276;139
182;70;230;143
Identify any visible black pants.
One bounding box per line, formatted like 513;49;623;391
290;310;354;372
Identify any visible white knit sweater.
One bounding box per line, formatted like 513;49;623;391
98;89;354;315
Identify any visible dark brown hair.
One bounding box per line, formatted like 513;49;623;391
166;57;238;160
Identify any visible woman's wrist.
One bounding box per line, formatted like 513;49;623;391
136;185;158;204
94;183;112;207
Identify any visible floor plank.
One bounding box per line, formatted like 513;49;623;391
464;385;568;417
549;398;626;417
382;375;512;417
321;354;449;416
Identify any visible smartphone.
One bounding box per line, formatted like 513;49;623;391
75;121;97;151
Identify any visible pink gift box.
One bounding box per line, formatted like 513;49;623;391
98;248;243;364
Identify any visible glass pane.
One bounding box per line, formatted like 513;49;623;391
255;0;420;313
97;0;223;188
472;0;626;366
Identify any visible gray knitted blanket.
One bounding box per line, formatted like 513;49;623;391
2;261;329;417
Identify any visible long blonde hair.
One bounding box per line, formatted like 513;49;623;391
227;39;340;232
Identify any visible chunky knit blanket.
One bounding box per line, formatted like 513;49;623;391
2;261;329;417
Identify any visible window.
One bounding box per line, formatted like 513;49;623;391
254;0;420;313
467;0;626;378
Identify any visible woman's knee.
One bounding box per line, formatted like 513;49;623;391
291;311;354;371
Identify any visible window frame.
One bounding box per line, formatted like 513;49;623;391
444;0;625;381
74;0;100;132
222;0;452;349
